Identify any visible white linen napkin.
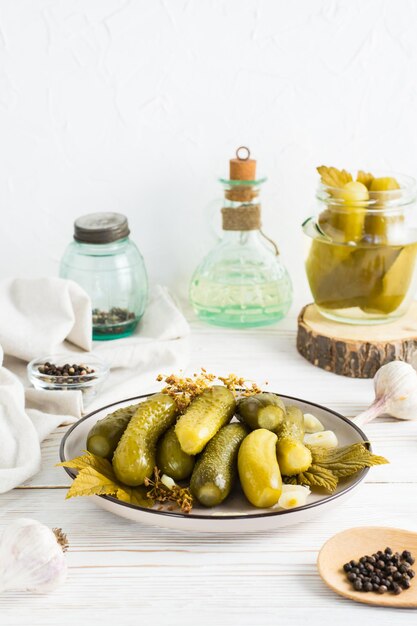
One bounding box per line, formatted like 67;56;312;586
0;278;190;493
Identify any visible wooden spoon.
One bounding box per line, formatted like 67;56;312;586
317;527;417;608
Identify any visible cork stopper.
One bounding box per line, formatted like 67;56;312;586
229;146;256;181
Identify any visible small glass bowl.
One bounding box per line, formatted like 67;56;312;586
27;354;110;407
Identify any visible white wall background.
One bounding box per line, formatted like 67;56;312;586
1;0;417;310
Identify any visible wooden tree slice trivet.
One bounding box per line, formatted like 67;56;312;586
297;303;417;378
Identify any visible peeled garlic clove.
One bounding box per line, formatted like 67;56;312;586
161;474;176;490
303;413;325;433
304;430;338;449
0;518;67;594
278;486;310;509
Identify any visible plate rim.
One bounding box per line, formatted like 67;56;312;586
59;392;370;521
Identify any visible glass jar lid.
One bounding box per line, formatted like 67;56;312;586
74;212;130;244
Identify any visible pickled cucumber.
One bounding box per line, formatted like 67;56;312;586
331;181;368;243
236;393;285;432
361;243;417;314
306;239;405;311
87;404;138;459
175;386;236;455
113;393;178;486
276;406;312;476
156;426;195;481
190;422;248;507
238;429;282;508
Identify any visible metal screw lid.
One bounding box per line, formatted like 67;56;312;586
74;212;130;244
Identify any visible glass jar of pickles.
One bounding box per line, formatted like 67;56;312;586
303;168;417;324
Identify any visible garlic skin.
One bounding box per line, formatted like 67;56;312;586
354;361;417;427
0;518;67;594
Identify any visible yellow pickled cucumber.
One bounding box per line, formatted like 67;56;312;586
175;386;235;455
370;177;400;192
365;177;402;244
238;429;282;508
112;393;177;486
276;406;312;476
332;181;368;243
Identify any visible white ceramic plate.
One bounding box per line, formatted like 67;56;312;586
60;393;369;533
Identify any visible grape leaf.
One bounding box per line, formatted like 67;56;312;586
66;466;120;499
58;450;116;481
59;451;154;507
117;486;154;508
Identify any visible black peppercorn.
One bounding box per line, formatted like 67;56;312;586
343;548;414;595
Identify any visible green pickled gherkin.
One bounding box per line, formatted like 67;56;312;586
175;386;236;455
156;426;195;481
305;239;361;310
305;239;406;312
190;422;248;507
236;393;285;432
113;393;178;486
87;404;138;459
361;243;417;314
276;405;312;477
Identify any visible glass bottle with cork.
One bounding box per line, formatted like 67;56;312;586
190;147;292;328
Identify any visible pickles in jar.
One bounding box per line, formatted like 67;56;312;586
236;393;285;432
190;422;248;507
156;426;195;481
175;385;236;455
113;393;178;486
308;166;417;318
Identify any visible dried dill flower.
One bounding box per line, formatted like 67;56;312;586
144;468;193;514
218;373;264;397
157;369;265;411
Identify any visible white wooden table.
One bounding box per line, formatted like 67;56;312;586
1;314;417;625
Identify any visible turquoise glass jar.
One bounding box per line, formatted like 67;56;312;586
60;213;148;340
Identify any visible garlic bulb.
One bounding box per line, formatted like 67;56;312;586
0;518;68;593
354;361;417;427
